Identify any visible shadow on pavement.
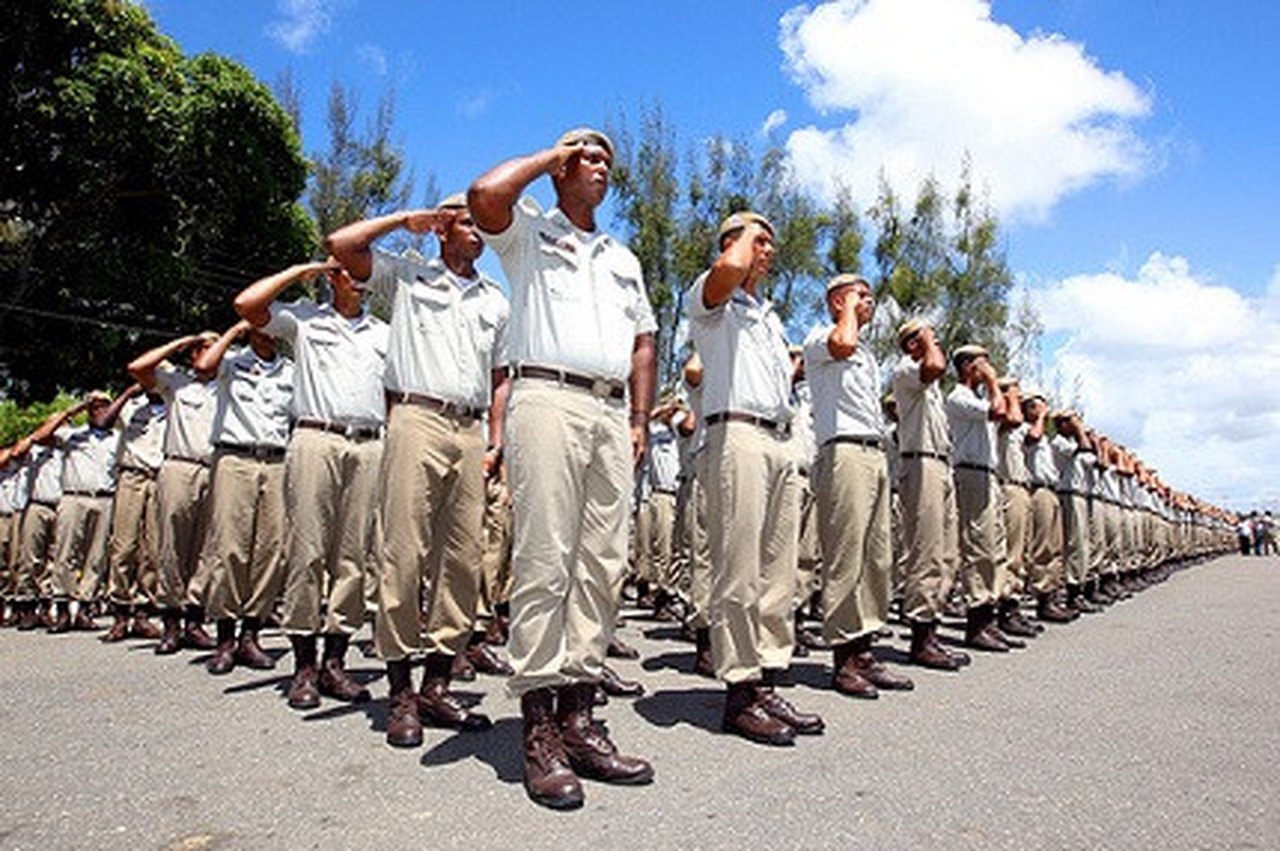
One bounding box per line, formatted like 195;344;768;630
631;687;723;734
421;716;523;784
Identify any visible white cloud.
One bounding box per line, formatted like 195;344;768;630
762;109;788;135
356;43;388;76
778;0;1153;222
1034;254;1280;509
457;88;495;119
266;0;335;54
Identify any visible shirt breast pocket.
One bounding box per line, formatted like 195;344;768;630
412;288;454;331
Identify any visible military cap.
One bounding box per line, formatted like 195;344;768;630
826;272;870;295
438;192;467;210
716;211;774;243
556;127;614;160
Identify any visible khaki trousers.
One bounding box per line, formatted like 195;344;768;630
204;451;287;621
375;404;484;662
647;491;677;590
899;457;957;623
1102;501;1122;573
705;421;799;684
1000;483;1031;598
954;467;1006;608
15;503;58;600
156;459;213;610
281;427;382;636
677;463;712;629
813;442;891;645
794;476;822;609
475;476;513;627
504;382;630;697
632;496;652;581
1059;492;1090;585
0;514;13;595
890;491;906;598
1026;487;1063;594
107;469;159;607
1088;498;1106;579
50;494;113;600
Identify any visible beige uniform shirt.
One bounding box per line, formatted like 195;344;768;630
372;252;509;409
688;271;792;423
481;196;656;381
264;300;389;427
28;444;64;504
116;396;167;473
997;423;1030;485
891;356;951;456
1051;434;1089;494
0;466;15;514
211;346;294;449
1024;433;1056;487
803;324;883;445
646;421;681;493
154;363;216;463
946;384;997;469
57;424;120;494
4;460;30;512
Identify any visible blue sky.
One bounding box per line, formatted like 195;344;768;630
145;0;1280;508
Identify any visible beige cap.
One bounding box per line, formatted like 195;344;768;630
953;344;988;361
198;331;220;345
438;192;467;210
996;375;1018;390
556;127;614;159
716;211;774;243
1022;386;1047;403
787;344;803;357
826;272;870;295
897;317;929;349
86;391;112;405
1050;409;1076;421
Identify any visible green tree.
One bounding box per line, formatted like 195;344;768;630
1;0;313;402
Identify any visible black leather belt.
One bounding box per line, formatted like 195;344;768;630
653;488;678;496
1002;480;1033;491
295;419;383;440
30;499;58;508
166;455;210;468
512;364;625;400
215;442;286;460
822;435;883;451
64;489;114;498
955;462;996;476
118;465;157;479
387;390;483;421
900;450;949;463
704;411;791;437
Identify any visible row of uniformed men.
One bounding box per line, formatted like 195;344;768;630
0;127;1237;814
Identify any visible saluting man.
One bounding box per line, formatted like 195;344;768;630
327;192;509;747
470;127;656;810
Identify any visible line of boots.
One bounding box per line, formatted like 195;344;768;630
206;617;276;674
385;652;492;748
285;633;370;710
154;605;216;655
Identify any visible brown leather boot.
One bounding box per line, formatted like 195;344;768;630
206;619;238;675
466;638;513;676
1066;583;1101;614
46;600;71;634
287;635;321;710
181;605;216;650
848;635;914;691
606;636;640;660
101;606;131;643
757;677;825;735
722;681;795;746
155;611;182;654
599;664;645;697
693;627;714;678
997;598;1039;638
317;634;371;703
16;601;41;631
1085;577;1114;606
71;602;98;632
831;640;879;699
385;659;423;749
129;606;163;639
1036;592;1075;623
964;604;1009;652
451;652;477;682
235;618;275;669
557;682;653;785
417;653;490;731
522;688;584;810
908;621;960;670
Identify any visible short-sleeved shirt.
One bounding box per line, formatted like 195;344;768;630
57;424;120;494
211;346;295;450
997;423;1030;485
945;384;997;469
3;460;30;512
788;381;818;470
803;324;883;445
647;421;681;493
1051;434;1089;494
154;363;217;463
1024;433;1056;487
688;271;793;423
263;300;389;427
1100;466;1120;503
891;356;951;456
117;396;167;473
0;466;15;514
678;381;707;468
27;443;64;504
371;252;509;409
481;196;656;381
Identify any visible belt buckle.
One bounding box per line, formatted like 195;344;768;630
591;377;612;399
773;418;789;438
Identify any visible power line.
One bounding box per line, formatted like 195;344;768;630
0;303;175;337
